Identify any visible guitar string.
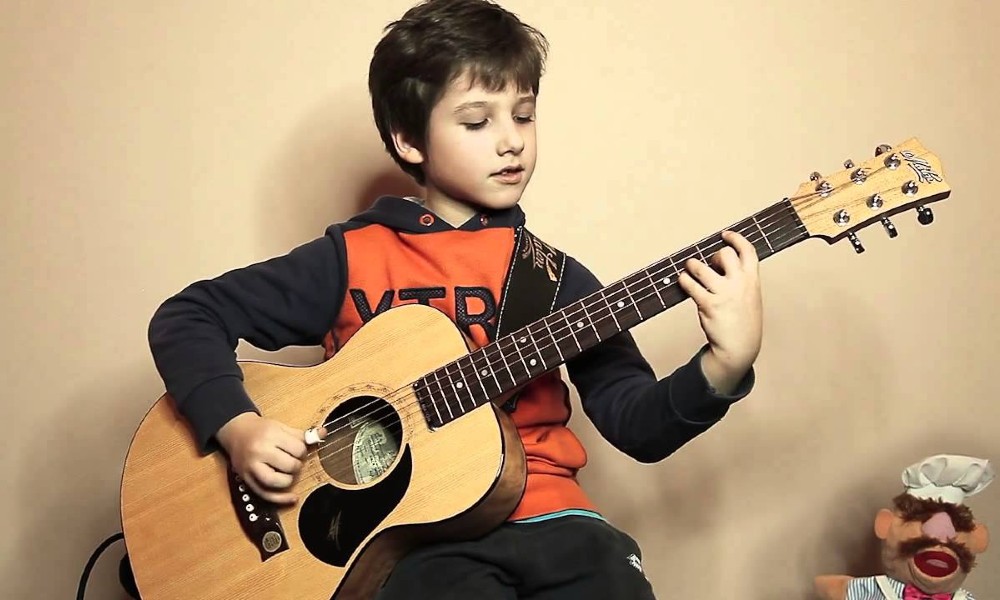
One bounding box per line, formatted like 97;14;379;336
292;225;804;481
296;216;806;479
307;205;796;433
296;169;923;480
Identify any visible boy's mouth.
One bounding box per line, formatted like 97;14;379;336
491;165;524;183
492;165;523;175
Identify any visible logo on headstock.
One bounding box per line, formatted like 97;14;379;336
902;151;942;184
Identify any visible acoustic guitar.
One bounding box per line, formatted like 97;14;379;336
120;138;951;599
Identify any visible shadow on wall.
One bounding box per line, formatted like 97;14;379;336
10;364;153;600
241;89;423;365
63;95;421;599
254;87;423;254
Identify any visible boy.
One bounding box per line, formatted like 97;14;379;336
147;0;763;598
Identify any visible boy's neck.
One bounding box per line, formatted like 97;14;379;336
417;188;484;228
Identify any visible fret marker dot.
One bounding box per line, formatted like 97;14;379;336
529;359;537;366
481;369;488;376
456;382;464;389
519;337;526;343
662;277;671;285
617;301;625;308
576;321;584;329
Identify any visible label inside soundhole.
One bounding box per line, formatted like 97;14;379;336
351;418;400;484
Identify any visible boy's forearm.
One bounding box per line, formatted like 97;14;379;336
698;348;753;397
147;232;347;451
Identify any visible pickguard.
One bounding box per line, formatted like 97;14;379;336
298;446;412;567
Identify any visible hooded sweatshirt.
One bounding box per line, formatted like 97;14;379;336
148;195;753;520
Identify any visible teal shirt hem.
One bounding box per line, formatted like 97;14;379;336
511;509;606;523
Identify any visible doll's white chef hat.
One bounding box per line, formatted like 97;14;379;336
901;454;995;505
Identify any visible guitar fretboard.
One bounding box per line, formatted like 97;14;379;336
414;199;808;429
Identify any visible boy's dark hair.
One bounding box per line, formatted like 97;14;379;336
368;0;549;185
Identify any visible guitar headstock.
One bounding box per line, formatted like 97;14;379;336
788;138;951;252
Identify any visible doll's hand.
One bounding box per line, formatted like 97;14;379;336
677;230;763;395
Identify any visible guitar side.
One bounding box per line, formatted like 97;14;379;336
120;304;527;600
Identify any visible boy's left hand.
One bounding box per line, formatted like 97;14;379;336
677;230;763;395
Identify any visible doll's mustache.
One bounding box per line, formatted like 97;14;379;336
897;536;976;573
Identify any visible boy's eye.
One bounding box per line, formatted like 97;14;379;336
463;120;488;130
515;114;535;123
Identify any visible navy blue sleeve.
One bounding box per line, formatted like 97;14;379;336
560;256;754;463
147;226;348;452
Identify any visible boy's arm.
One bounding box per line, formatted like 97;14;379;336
561;256;754;463
147;227;348;453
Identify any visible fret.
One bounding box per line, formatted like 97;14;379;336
542;317;565;362
587;292;616;341
561;311;583;353
471;350;501;399
494;336;520;389
751;214;773;254
449;361;477;413
415;198;811;430
647;268;666;308
458;354;489;409
619;272;648;325
439;371;458;420
603;292;622;331
426;370;452;423
583;304;602;343
567;306;601;349
528;322;562;368
510;332;540;378
499;335;531;384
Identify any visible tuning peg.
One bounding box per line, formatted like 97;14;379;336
881;216;898;238
917;206;934;225
875;144;893;156
844;159;855;169
809;171;823;182
847;232;865;254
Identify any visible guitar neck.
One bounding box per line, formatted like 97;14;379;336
415;198;808;428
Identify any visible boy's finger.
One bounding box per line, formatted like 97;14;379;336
722;230;759;266
242;471;297;505
684;258;723;293
267;448;303;475
677;271;711;307
278;432;308;459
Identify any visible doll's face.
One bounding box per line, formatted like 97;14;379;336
875;495;989;594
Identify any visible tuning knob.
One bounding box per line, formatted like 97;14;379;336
875;144;893;156
881;216;898;238
844;159;855;169
917;206;934;225
847;232;865;254
809;171;823;182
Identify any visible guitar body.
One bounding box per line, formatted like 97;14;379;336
121;304;527;600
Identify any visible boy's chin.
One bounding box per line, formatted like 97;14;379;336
472;188;527;211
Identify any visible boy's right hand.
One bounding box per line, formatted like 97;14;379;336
215;412;308;505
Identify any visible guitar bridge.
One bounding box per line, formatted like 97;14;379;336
227;470;289;561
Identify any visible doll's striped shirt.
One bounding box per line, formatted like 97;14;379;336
846;575;973;600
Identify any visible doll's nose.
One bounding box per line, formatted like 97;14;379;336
922;512;957;542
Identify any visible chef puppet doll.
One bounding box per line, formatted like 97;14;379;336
815;454;994;600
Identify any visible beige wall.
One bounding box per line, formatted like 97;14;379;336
3;1;998;598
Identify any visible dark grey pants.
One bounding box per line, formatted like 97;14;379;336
375;515;657;599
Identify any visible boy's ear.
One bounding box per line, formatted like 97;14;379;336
391;131;425;166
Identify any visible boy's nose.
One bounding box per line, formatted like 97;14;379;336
922;512;957;542
498;123;524;154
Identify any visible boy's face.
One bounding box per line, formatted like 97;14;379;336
395;72;537;216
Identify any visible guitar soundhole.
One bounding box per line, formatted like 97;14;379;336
319;395;403;486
